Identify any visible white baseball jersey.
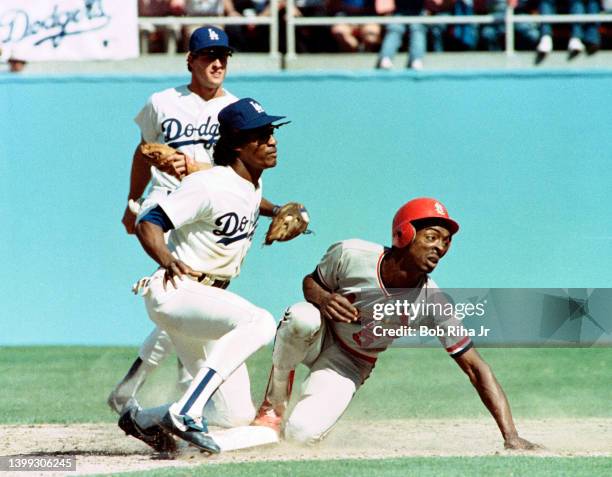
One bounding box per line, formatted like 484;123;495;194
315;239;472;363
135;86;238;190
157;166;262;279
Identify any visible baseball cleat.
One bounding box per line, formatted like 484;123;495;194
159;411;221;454
118;400;178;455
252;400;282;435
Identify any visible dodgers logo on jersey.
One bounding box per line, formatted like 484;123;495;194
213;212;258;245
162;116;220;150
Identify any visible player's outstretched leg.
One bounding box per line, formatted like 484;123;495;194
107;327;176;414
253;302;324;433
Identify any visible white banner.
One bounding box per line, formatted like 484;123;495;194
0;0;138;62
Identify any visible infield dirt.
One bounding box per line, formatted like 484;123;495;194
1;418;611;476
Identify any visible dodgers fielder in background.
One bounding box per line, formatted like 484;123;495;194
119;98;290;453
254;198;541;451
110;26;279;419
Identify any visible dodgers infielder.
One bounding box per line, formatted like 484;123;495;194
254;198;540;451
110;26;242;420
120;98;288;453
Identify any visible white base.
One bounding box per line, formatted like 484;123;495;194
209;426;279;452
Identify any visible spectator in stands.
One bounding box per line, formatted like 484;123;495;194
452;0;478;50
139;0;180;53
328;0;382;52
169;0;244;52
238;0;332;53
377;0;452;70
536;0;602;57
567;0;602;54
294;0;337;52
479;0;539;51
0;44;28;73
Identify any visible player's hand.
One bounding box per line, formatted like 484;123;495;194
320;293;359;323
122;205;136;234
504;436;543;450
161;258;203;290
154;152;190;180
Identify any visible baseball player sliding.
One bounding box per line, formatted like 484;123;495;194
118;98;290;454
110;26;285;419
254;198;541;450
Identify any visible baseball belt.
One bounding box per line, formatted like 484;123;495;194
189;273;230;289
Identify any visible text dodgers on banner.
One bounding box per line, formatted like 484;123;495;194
0;0;138;61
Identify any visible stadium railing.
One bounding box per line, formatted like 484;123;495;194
285;1;612;59
138;0;280;58
137;0;612;60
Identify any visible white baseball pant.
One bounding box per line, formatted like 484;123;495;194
144;268;277;426
139;326;254;427
270;302;374;445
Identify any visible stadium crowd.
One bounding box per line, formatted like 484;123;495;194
2;0;610;73
139;0;612;68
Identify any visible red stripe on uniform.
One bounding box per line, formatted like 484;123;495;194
446;336;471;354
376;251;391;297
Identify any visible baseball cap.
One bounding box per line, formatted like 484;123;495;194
219;98;288;131
189;26;233;53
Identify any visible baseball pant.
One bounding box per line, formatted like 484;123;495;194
144;268;276;426
139;325;253;427
271;301;373;445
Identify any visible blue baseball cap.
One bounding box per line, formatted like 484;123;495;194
219;98;288;131
189;26;233;53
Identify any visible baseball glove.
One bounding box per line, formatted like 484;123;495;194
265;202;310;245
140;143;199;178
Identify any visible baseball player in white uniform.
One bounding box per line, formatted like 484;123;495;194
110;26;280;421
254;198;540;451
118;97;289;454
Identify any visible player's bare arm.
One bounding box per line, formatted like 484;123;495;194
135;220;202;289
122;142;153;234
454;347;542;450
259;197;278;217
303;274;359;323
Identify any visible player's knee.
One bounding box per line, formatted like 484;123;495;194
281;302;321;339
284;417;325;445
253;308;277;346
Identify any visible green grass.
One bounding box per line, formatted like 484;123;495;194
110;457;612;477
0;347;610;424
1;347;610;476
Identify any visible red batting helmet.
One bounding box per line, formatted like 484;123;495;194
392;198;460;248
